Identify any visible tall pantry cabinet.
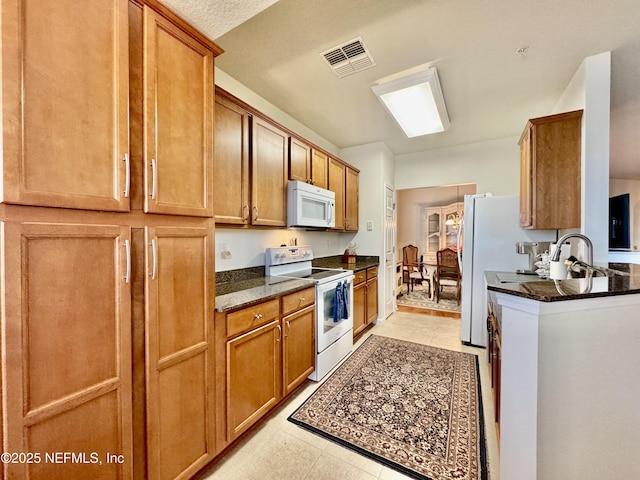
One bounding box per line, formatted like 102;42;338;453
0;1;223;479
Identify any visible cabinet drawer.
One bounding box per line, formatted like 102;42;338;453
366;266;378;280
227;299;279;338
281;287;315;316
354;270;367;285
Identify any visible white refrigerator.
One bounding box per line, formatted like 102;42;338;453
460;194;556;346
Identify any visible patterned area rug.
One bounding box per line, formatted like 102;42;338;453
397;284;461;314
289;335;488;480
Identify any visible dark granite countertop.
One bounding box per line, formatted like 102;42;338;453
215;255;379;312
215;276;316;312
485;263;640;302
313;255;379;272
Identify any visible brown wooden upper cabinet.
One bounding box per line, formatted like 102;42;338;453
251;117;289;226
345;165;359;231
214;88;362;230
519;110;582;229
1;0;130;212
213;93;251;224
289;137;312;184
289;137;328;189
328;158;346;230
213;91;289;227
328;157;359;231
311;149;329;189
143;6;215;217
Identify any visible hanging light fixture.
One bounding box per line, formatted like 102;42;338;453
445;186;462;227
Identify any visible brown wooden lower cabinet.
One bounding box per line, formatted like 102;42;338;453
227;320;282;440
283;304;316;395
487;300;501;438
144;226;216;480
218;288;316;447
2;221;133;480
353;266;379;338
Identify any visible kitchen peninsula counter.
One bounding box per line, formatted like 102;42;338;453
485;262;640;302
489;263;640;480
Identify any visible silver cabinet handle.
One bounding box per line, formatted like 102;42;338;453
123;153;130;198
150;159;158;199
276;324;282;342
285;320;291;338
242;205;249;221
124;239;131;284
299;297;305;302
252;206;258;221
151;238;158;280
254;313;263;319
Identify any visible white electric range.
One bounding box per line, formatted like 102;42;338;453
265;246;354;381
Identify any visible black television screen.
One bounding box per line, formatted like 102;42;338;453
609;193;630;249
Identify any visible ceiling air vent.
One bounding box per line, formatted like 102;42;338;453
320;37;376;78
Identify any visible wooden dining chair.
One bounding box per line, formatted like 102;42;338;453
402;245;430;295
435;248;461;304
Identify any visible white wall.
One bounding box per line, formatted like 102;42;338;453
553;52;611;264
215;229;345;271
394;136;521;195
340;142;395;321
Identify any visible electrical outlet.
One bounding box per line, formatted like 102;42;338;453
220;243;232;260
367;221;374;231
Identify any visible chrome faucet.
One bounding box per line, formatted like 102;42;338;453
550;233;593;265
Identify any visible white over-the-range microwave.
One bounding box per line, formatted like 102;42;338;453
287;180;336;228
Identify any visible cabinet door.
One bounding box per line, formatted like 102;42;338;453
530;113;582;229
251;117;289;226
366;277;379;324
289;137;311;183
310;149;329;189
214;94;250;224
353;282;367;337
145;226;215;480
144;7;214;217
1;0;130;211
283;305;316;395
442;202;463;249
425;207;442;264
2;222;132;479
519;128;533;228
227;320;282;440
345;167;359;231
328;158;346;230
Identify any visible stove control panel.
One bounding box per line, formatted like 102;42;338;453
265;246;313;266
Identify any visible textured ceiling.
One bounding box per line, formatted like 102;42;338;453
165;0;640;180
160;0;280;39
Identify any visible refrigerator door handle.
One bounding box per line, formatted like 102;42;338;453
457;217;464;274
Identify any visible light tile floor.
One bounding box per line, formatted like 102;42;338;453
201;311;500;480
